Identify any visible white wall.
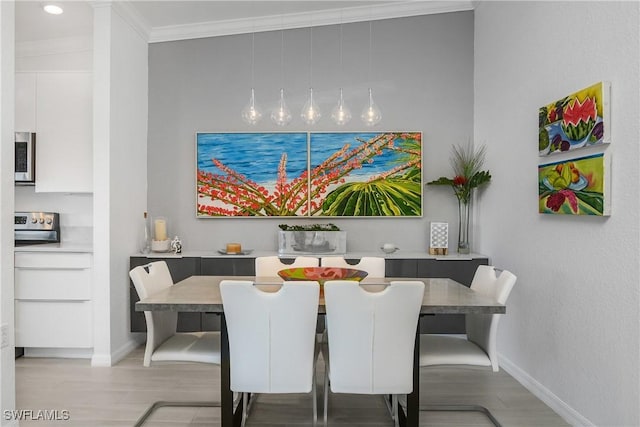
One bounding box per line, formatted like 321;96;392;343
0;0;16;419
147;12;475;253
92;3;148;366
474;2;639;426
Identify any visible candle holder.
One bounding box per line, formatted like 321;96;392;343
151;216;170;252
151;239;171;252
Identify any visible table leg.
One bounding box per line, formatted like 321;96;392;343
399;323;420;427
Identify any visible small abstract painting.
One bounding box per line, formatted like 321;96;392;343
196;132;422;217
538;82;610;156
309;132;422;217
538;153;610;216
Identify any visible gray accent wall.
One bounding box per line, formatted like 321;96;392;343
147;11;474;252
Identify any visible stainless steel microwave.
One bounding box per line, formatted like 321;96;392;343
15;132;35;184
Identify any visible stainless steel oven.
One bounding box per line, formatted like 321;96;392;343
15;132;36;184
14;212;60;246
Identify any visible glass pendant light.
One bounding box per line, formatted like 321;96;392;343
301;23;321;125
361;20;382;126
331;18;351;125
271;26;292;126
271;88;292;126
332;88;352;125
361;88;382;126
301;88;321;124
241;31;262;125
241;88;262;125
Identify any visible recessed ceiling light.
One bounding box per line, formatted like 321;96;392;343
43;4;63;15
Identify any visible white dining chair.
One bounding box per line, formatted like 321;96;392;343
320;256;386;277
322;280;424;427
129;261;221;427
419;265;517;426
220;279;320;427
255;255;319;276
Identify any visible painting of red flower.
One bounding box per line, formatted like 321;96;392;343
196;132;422;217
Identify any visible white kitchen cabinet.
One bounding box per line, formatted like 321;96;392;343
34;72;93;193
15;72;37;131
14;252;93;349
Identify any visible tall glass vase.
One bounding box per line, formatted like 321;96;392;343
457;199;471;254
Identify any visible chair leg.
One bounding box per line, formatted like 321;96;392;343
420;404;502;427
134;401;220;427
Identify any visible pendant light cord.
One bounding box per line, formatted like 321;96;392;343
339;14;344;81
279;10;284;90
368;20;372;85
309;16;313;87
250;30;255;87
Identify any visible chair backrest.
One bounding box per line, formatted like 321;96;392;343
255;255;319;276
323;280;424;394
465;265;517;371
220;280;320;393
321;256;386;277
129;261;178;366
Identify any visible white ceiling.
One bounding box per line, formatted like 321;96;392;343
15;1;472;44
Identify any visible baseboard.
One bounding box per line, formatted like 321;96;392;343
91;338;140;367
498;353;594;426
22;348;92;359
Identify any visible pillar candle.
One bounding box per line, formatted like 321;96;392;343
155;219;167;241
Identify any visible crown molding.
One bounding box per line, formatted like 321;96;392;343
148;1;474;43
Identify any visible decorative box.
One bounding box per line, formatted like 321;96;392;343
278;230;347;255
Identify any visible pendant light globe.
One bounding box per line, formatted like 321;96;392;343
301;88;321;125
241;88;262;125
271;88;292;126
361;88;382;126
331;88;351;125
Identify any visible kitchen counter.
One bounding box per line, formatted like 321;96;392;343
15;242;93;253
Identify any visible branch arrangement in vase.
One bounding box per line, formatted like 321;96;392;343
426;143;491;204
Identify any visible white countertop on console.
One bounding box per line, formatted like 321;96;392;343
132;250;487;260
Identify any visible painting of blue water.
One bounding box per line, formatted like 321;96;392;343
310;133;404;178
197;133;308;184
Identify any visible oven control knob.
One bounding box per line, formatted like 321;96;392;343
31;218;37;224
38;218;45;224
46;218;52;225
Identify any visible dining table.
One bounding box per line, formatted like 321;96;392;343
135;275;506;427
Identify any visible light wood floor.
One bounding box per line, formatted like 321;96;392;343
15;346;569;427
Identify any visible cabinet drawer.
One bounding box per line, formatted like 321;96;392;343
15;252;91;269
15;301;92;348
15;268;90;300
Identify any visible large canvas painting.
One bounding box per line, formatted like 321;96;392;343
196;132;422;217
538;153;610;216
538;82;610;156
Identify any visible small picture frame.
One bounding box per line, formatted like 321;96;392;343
429;222;448;255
